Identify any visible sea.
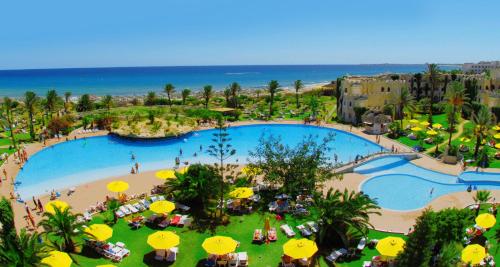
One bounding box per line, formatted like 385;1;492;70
0;64;458;97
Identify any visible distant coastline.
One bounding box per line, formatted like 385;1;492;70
0;64;458;97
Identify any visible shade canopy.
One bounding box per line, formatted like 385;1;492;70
496;144;500;149
155;170;176;180
494;133;500;139
107;181;129;192
178;166;189;174
411;127;422;132
426;130;438;136
420;121;430;127
229;187;254;199
42;251;72;267
84;224;113;241
149;200;175;214
432;123;443;129
376;237;406;257
461;244;486;265
283;238;318;259
493;125;500;131
202;236;238;255
460;137;471;143
475;213;497;229
45;200;69;214
409;119;419;124
147;231;180;250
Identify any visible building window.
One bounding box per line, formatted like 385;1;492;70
486;86;489;90
344;88;347;93
492;85;496;90
349;102;352;107
387;87;391;92
381;87;385;92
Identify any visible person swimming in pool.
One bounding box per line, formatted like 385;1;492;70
430;187;434;196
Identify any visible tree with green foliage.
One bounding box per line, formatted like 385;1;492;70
316;189;380;248
414;73;423;100
425;64;440;124
1;97;18;148
444;81;470;146
202;85;213;109
64;91;72;113
267;80;280;117
392;86;415;129
294;80;303;108
223;88;231;107
249;133;338;197
144;91;157;106
207;118;236;222
396;209;435;266
229;82;241;108
101;95;113;111
106;199;121;225
38;207;84;252
76;94;93;112
435;242;462;267
308;95;320;120
24;91;39;141
181;89;191;105
255;89;262;101
471;105;494;159
45;90;60;118
164;83;175;106
473;190;492;216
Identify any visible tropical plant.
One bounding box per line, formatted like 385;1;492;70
229;82;241;108
24;91;39;141
444;81;470;146
267;80;280;116
202;85;213;109
101;95;113;111
413;73;423;100
106;199;121;225
223;88;231;107
164;83;175;106
38;207;84;252
294;80;303;108
45;90;60;118
316;189;381;248
76;94;93;112
425;64;440;124
0;229;49;267
144;91;157;106
471;105;494;159
1;97;18;148
64;91;72;113
255;89;262;101
309;95;320;119
396;209;435;266
473;190;492;216
181;89;191;105
435;242;462;267
392;86;415;129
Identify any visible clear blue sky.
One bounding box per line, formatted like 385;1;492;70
1;0;499;69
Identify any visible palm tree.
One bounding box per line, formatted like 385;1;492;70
425;64;440;124
181;89;191;105
45;90;59;118
24;91;39;141
164;83;175;106
316;189;381;248
63;92;72;113
471;106;493;159
223;88;231;107
267;80;280;117
473;190;492;216
101;95;113;111
1;97;18;148
0;229;49;266
294;80;303;108
255;89;262;101
38;207;84;252
414;73;423;100
202;85;213;109
392;86;415;129
229;82;241;108
435;242;462;267
106;199;120;225
444;82;470;146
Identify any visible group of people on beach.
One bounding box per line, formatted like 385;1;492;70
130;153;140;174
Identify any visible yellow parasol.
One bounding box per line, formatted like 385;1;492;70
155;170;176;180
432;123;443;129
411;127;422;132
149;200;175;214
460;137;471;143
84;224;113;241
376;237;406;257
229;187;254;199
461;244;486;265
493;125;500;131
475;213;497;229
283;238;318;259
147;231;180;250
494;133;500;139
45;200;69;214
41;251;72;267
420;121;430;127
426;130;438;136
107;181;129;193
496;143;500;149
202;236;238;255
409;119;419;124
242;166;262;176
178;166;189;174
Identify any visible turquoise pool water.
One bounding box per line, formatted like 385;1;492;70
358;156;500;211
16;124;383;198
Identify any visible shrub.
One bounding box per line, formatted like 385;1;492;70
48;115;74;135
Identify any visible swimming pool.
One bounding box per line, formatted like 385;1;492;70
16;124;383;198
358;156;500;211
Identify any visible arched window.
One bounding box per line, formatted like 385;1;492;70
486;86;489;90
381;87;385;92
492;85;496;90
387;87;391;92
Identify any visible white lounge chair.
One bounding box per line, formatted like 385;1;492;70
115;210;125;218
306;221;318;233
280;224;295;237
119;206;131;215
140;199;150;208
125;204;139;214
150;196;158;202
296;225;312;237
133;202;145;211
158;195;166;201
357;238;367;251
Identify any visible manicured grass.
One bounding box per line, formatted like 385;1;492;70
451;121;500;168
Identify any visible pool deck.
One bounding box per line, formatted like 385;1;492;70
1;120;499;233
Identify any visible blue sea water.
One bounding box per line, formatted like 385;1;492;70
0;64;457;97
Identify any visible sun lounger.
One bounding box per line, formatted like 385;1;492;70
170;214;182;226
253;229;263;242
357;238;367;251
115;210;125;218
325;248;348;263
166;247;178;262
125;204;139;213
150;196;158;202
119;206;131;215
175;202;191;212
268;227;277;241
238;252;248;266
158;195;166;201
297;225;312;237
83;211;92;221
139;199;150;209
305;221;318;233
158;218;170;228
363;261;372;267
280;224;295;238
178;215;189;227
133;202;145;211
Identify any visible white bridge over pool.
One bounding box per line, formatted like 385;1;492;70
333;151;419;174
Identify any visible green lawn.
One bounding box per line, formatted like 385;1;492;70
451;121;500;168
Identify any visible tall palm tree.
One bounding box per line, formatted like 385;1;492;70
444;82;470;146
0;229;49;266
425;64;440;124
316;189;381;248
255;89;262;101
392;86;415;129
223;88;231;107
24;91;39;141
38;207;84;252
202;85;213;109
414;73;423;100
1;97;18;148
164;83;175;106
101;95;113;111
294;80;303;108
45;90;59;118
471;106;493;159
267;80;280;117
63;91;72;113
473;190;492;216
181;89;191;105
229;82;241;108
